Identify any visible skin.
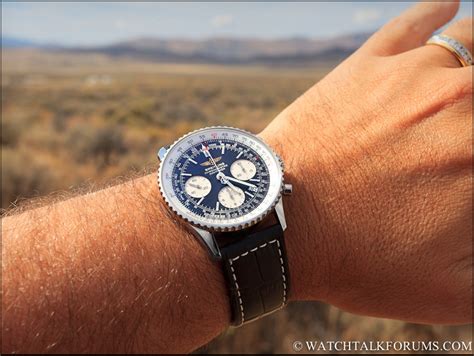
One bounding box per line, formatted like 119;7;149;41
1;1;472;354
261;1;473;324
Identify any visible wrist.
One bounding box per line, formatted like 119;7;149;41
259;124;333;303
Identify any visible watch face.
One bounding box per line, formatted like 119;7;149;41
159;127;283;231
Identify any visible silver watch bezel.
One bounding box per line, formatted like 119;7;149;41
158;126;284;232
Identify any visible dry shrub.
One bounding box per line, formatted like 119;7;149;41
1;148;57;209
67;123;128;167
1;119;21;147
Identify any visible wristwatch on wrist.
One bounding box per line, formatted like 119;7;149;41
157;126;292;326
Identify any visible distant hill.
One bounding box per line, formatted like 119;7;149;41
1;36;61;49
69;34;370;65
2;33;371;65
2;36;40;48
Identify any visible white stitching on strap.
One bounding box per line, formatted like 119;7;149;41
228;239;287;324
275;240;287;304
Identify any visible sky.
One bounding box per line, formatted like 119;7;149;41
2;1;472;46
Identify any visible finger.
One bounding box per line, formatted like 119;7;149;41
423;17;473;68
363;1;459;56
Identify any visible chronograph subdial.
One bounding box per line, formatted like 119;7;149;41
218;186;245;209
184;176;212;199
230;159;257;181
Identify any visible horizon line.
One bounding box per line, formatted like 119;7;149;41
2;30;374;48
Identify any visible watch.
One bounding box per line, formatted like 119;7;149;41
157;126;292;326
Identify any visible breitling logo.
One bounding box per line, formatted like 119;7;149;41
200;156;222;167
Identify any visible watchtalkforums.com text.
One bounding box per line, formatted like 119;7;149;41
291;340;472;353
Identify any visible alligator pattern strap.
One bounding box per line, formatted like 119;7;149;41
220;224;289;326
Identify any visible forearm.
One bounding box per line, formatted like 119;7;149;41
1;124;333;353
2;174;229;353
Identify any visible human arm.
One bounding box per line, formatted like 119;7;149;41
260;0;472;324
1;175;230;353
2;1;473;354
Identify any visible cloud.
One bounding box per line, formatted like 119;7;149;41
210;14;233;28
353;8;381;25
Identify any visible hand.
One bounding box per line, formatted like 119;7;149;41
260;1;472;324
220;175;257;189
223;178;241;195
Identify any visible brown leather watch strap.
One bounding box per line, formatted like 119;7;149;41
220;224;289;326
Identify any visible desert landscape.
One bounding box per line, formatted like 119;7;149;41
1;41;472;353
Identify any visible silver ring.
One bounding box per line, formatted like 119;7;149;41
426;34;473;67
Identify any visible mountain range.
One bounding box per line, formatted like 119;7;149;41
2;33;371;65
2;36;43;48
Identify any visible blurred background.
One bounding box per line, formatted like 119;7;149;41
2;1;472;353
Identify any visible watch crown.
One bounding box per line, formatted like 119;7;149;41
283;183;293;196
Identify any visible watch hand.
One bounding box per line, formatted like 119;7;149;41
222;175;257;188
237;162;247;173
225;179;241;194
201;144;221;173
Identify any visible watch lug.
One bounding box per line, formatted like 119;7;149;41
189;225;222;260
274;197;287;231
157;146;169;161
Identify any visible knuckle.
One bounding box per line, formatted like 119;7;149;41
391;17;422;35
400;71;472;129
450;77;472;101
438;73;473;104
